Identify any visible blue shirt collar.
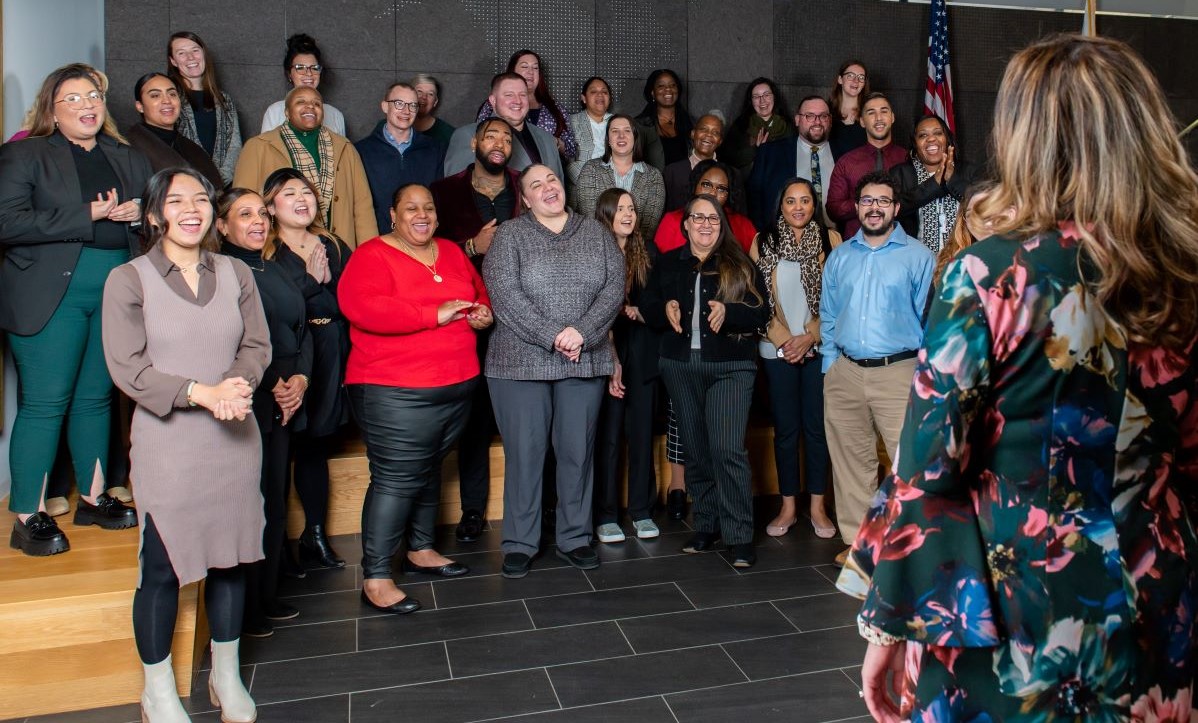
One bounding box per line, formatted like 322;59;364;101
848;222;913;251
383;125;414;154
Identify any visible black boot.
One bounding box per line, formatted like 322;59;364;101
299;525;346;569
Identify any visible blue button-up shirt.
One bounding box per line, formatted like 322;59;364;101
383;126;413;155
819;223;934;372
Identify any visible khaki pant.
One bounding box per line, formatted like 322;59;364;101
823;356;916;544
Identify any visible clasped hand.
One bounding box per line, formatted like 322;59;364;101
555;326;583;362
272;374;308;426
191;377;253;421
306;242;331;284
780;333;817;364
90;188;141;223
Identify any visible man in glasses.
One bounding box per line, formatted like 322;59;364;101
662;112;747;213
748;95;837;231
442;73;563;179
355;82;447;234
826;93;908;238
819;172;933;568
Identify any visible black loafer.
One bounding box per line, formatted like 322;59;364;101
264;600;299;621
728;543;757;568
360;590;421;615
242;619;274;638
402;559;469;577
555;545;599;570
9;512;70;556
666;490;687;520
455;510;485;543
501;552;532;579
73;494;137;530
682;531;721;554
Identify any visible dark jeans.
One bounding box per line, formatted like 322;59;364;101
595;368;657;524
762;357;830;497
349;380;476;579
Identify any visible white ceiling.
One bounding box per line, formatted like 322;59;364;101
885;0;1198;20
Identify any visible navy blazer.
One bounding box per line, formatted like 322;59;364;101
0;133;153;335
747;136;801;232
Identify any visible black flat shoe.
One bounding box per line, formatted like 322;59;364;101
728;543;757;568
298;525;345;569
359;589;421;615
682;531;721;554
666;490;687;521
402;559;469;577
555;545;599;570
501;552;532;579
9;512;70;556
264;600;299;621
73;494;137;530
241;619;274;638
455;510;485;543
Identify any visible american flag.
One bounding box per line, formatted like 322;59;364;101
924;0;956;133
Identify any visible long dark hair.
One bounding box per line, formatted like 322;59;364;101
595;188;651;290
261;167;328;260
636;69;693;137
167;31;227;110
733;77;789;128
682;195;763;308
600;114;645;163
505;50;567;140
828;59;870;122
758;177;831;258
283;33;330;87
909;114;958;163
142;168;220;253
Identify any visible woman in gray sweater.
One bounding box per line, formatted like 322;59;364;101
482;164;625;579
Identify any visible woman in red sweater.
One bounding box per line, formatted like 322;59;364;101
338;183;493;614
653;159;756;253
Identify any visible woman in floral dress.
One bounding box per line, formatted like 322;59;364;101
837;35;1198;722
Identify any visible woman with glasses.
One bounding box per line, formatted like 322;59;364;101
891;115;981;254
642;195;770;567
723;77;792;174
828;61;870;159
168;31;242;186
573;114;665;239
261;34;346;136
654;160;756;254
0;63;151;556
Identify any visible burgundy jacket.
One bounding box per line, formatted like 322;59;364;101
429;164;522;267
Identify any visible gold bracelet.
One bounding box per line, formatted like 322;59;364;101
465;238;477;257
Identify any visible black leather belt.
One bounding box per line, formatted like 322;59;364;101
846;350;918;368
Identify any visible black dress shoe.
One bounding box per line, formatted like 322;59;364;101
73;494;137;530
666;490;687;521
681;531;721;554
501;552;532;579
298;525;345;569
455;510;485;543
264;600;299;621
728;543;757;568
241;618;274;638
9;512;70;556
555;545;599;570
359;589;421;615
402;558;469;577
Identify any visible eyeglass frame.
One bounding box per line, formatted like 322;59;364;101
292;63;323;74
856;196;895;208
55;90;105;108
841;71;867;83
385;99;420;113
687;213;722;226
797;112;831;123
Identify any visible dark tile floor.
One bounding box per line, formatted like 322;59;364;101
19;498;870;723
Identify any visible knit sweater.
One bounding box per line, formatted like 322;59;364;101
482;212;624;381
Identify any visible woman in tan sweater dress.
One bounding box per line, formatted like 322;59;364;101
102;168;271;723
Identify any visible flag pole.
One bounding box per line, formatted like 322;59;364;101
1084;0;1097;37
1181;117;1198;138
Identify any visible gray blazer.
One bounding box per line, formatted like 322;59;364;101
566;110;607;184
442;120;563;179
572;159;666;240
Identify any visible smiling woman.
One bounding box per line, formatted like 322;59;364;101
124;72;223;190
167;31;242;186
260;33;346;136
573;113;666;239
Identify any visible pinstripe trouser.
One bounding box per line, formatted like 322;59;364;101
658;352;757;545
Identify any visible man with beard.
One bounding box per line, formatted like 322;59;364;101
442;73;562;178
355;81;446;235
430;117;523;543
748;95;837;230
826;93;908;238
819;172;932;567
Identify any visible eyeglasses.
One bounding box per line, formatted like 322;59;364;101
841;72;866;83
798;112;831;123
688;213;721;226
386;99;420;112
751;91;773;102
56;90;105;108
292;63;323;74
698;180;730;195
857;196;894;208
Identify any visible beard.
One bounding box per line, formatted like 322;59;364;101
475;146;508;175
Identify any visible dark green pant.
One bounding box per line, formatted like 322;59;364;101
7;247;128;514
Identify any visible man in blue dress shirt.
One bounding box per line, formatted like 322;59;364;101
819;171;934;564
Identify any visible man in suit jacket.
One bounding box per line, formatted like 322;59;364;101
442;73;563;179
748;95;836;232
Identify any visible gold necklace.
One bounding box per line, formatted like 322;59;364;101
393;235;441;282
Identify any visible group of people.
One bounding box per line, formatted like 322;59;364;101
0;26;1195;723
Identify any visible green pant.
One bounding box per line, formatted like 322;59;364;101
7;247;128;514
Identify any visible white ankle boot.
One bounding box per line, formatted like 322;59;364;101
209;638;256;723
141;656;190;722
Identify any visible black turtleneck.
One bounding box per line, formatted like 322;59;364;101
142;122;177;145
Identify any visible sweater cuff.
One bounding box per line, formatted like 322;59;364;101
423;303;441;330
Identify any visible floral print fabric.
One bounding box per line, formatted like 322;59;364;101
836;225;1198;721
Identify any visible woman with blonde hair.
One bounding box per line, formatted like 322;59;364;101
839;34;1198;721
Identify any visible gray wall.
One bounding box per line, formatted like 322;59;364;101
104;0;1198;165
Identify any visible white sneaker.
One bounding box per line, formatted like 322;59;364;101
632;519;660;539
596;523;626;543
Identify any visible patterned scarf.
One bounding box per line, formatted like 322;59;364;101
913;158;959;254
279;124;335;227
756;217;824;318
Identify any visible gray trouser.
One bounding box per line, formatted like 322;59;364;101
489;376;606;556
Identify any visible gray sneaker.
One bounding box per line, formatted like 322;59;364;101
596;523;626;543
632;519;660;539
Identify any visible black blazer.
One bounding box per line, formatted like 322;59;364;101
641;244;770;363
890;158;980;239
0;133;153;335
613;244;661;383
